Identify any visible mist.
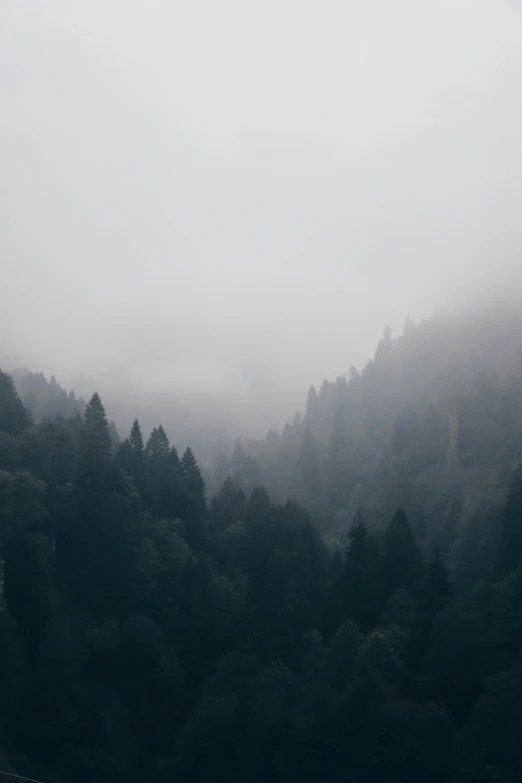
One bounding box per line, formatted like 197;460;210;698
2;0;522;440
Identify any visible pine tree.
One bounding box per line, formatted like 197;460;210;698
305;385;320;426
180;447;206;551
381;507;424;601
119;418;147;502
68;393;136;617
79;392;111;474
0;370;31;436
210;476;246;534
340;513;381;631
145;425;176;516
146;425;170;464
129;418;144;455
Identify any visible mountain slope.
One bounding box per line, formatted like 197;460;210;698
214;304;522;588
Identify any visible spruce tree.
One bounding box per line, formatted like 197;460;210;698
381;507;423;601
340;513;381;631
210;476;246;533
0;370;31;436
68;393;135;617
146;424;170;464
305;385;320;426
129;418;144;455
79;392;111;475
180;447;206;551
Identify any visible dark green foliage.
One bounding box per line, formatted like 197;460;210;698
381;507;424;599
339;513;381;631
179;447;206;551
209;476;245;534
0;370;31;436
129;418;144;454
2;332;522;783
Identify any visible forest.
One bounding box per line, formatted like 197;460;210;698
2;307;522;782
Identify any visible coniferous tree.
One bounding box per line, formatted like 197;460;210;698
67;393;136;617
180;447;206;551
0;370;31;436
118;419;147;501
210;476;246;534
339;513;381;631
381;507;424;601
129;418;144;455
305;385;320;427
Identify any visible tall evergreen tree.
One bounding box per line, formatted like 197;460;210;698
129;418;144;455
381;507;424;601
180;447;206;551
78;392;111;476
305;385;320;426
0;370;31;436
339;513;381;631
66;393;136;617
210;476;246;534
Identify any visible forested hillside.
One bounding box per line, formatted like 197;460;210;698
210;306;522;594
2;315;522;781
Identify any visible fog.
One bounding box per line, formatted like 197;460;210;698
2;0;522;440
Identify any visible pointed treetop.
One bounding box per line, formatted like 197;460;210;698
181;446;198;474
169;444;180;467
129;418;144;454
307;384;318;404
382;507;423;597
305;385;320;425
348;366;360;384
81;392;112;464
0;369;31;435
146;424;170;461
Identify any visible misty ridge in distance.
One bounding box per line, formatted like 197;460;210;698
2;0;522;429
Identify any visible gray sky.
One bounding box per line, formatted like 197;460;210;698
2;0;522;430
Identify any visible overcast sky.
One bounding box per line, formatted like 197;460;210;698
2;0;522;422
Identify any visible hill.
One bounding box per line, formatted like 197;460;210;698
210;303;522;591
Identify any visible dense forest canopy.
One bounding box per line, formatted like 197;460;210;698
1;306;522;781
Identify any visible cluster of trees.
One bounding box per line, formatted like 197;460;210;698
209;309;522;592
11;369;86;423
1;363;522;782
